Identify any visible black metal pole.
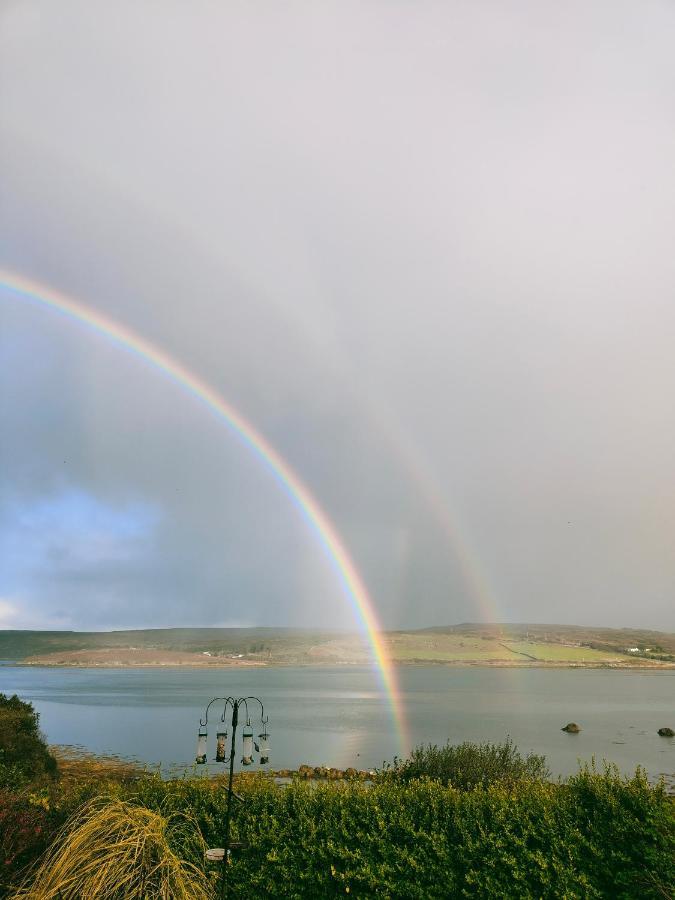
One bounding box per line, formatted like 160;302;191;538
220;700;239;900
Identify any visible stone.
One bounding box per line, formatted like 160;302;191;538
561;722;581;733
657;727;674;737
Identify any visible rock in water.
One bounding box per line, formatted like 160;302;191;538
657;727;674;737
561;722;581;733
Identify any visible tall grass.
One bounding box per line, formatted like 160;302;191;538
379;737;550;789
12;797;212;900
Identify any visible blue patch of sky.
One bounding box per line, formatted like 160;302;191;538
1;488;160;597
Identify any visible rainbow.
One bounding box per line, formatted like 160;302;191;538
380;416;503;629
0;270;410;754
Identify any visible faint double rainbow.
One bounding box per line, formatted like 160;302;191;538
0;270;410;755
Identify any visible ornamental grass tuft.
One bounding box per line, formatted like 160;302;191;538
12;797;212;900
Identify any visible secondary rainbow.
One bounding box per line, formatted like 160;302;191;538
1;270;410;754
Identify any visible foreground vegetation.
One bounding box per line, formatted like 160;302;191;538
1;695;673;898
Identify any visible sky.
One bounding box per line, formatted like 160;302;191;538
1;0;675;632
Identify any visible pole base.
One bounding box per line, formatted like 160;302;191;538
207;842;248;861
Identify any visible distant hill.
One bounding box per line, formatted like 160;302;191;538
0;627;341;663
1;624;673;668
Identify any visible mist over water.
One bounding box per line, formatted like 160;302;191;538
3;666;673;781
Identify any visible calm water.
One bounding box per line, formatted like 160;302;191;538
1;666;673;779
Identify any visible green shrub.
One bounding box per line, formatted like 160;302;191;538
564;762;675;898
124;767;673;898
0;695;57;790
379;737;550;790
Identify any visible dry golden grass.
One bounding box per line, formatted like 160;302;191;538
12;797;212;900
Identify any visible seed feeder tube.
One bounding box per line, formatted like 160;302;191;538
216;730;228;762
196;727;208;764
241;726;254;765
258;730;270;765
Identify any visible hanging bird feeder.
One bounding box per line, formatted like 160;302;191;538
196;726;208;764
258;729;270;765
216;729;228;762
241;725;254;765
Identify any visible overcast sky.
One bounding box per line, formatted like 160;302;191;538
2;1;675;632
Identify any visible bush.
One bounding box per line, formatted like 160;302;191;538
0;695;57;790
0;791;54;897
564;762;675;898
125;766;673;898
379;737;550;789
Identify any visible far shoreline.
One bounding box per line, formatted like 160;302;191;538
3;625;673;671
10;659;675;670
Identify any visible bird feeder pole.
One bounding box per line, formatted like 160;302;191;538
197;695;269;899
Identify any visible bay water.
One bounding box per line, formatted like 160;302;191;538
1;665;673;781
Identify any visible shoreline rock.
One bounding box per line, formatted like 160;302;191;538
278;764;371;781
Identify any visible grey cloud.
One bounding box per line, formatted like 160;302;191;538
2;0;675;631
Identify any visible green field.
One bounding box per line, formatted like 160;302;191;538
384;633;625;664
502;641;624;662
386;634;508;661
